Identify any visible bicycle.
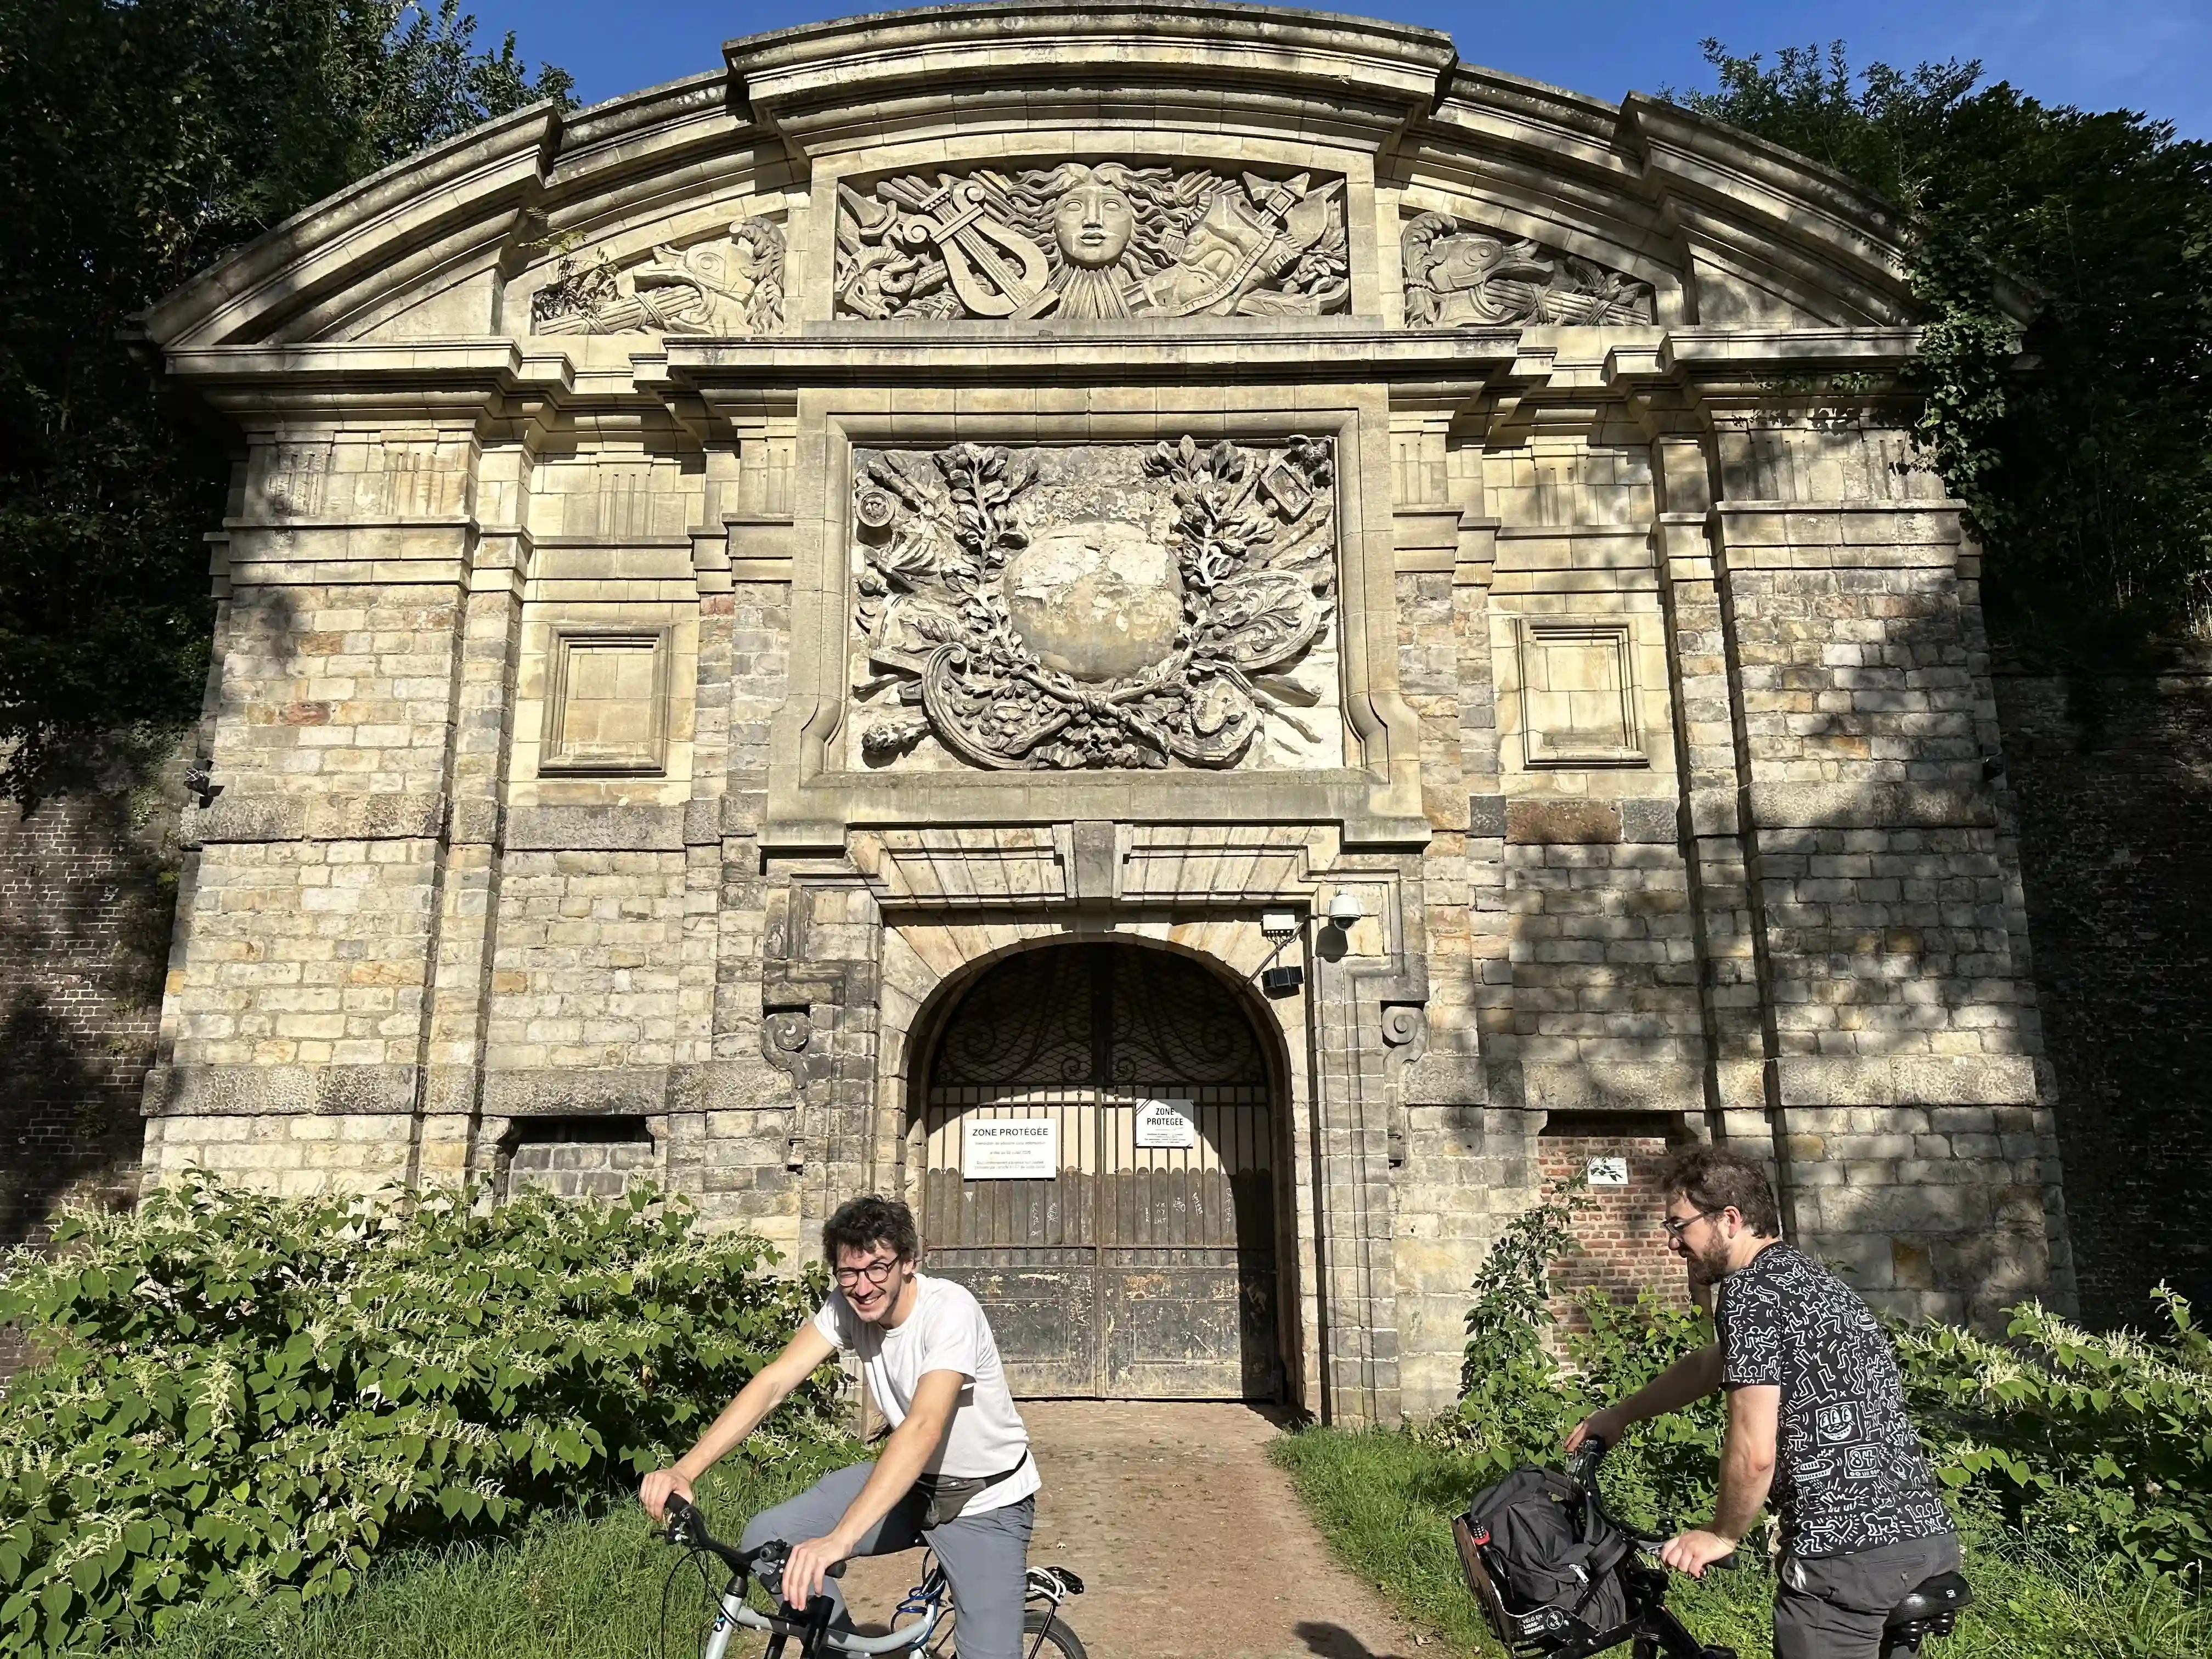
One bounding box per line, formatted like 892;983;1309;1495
1452;1440;1973;1659
660;1493;1088;1659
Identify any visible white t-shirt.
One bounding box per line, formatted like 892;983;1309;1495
811;1273;1040;1516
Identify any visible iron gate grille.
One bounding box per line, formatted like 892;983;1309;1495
921;946;1283;1398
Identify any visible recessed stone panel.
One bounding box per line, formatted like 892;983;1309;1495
1516;618;1646;767
540;630;672;775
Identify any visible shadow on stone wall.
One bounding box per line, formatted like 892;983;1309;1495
1995;666;2212;1329
0;734;187;1254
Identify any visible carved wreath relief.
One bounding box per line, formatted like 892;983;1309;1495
836;164;1350;321
849;438;1340;771
531;216;786;336
1401;214;1653;328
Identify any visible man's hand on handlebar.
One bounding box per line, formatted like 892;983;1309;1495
782;1532;854;1608
1564;1406;1630;1454
640;1467;696;1525
1658;1527;1737;1578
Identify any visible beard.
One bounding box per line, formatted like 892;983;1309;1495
1682;1237;1734;1288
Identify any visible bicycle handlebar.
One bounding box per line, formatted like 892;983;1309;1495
662;1496;847;1581
1561;1436;1739;1572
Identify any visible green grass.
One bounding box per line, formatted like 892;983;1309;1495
1269;1426;2212;1659
114;1440;861;1659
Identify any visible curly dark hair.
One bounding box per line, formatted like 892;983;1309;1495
822;1194;920;1264
1656;1144;1781;1238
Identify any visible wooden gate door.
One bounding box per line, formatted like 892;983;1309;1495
921;945;1283;1399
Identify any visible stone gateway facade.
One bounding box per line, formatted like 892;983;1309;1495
138;3;2069;1424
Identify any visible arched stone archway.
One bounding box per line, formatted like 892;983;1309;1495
862;911;1328;1409
914;940;1288;1400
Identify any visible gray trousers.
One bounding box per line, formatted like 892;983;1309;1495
1773;1532;1963;1659
740;1462;1034;1659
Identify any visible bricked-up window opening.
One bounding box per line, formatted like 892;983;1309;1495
1538;1115;1692;1333
503;1116;654;1200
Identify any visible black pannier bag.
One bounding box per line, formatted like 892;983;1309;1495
1453;1466;1632;1652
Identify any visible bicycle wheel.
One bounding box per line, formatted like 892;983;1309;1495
1023;1609;1086;1659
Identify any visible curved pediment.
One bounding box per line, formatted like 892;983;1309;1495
141;2;1941;358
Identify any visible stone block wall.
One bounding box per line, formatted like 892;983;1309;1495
1500;842;1701;1081
506;1129;658;1199
207;583;462;799
168;839;438;1070
484;851;702;1072
1767;1101;2055;1322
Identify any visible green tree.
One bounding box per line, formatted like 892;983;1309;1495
1674;42;2212;668
0;1;573;801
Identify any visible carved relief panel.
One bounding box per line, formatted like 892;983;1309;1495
835;163;1350;321
530;216;786;336
846;437;1343;772
1401;214;1653;328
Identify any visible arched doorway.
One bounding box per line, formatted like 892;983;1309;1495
918;943;1284;1400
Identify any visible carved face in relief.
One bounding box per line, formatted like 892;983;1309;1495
1003;520;1183;681
1051;173;1139;269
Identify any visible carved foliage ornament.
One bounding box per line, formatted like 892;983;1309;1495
853;437;1336;771
532;216;786;336
1401;213;1654;329
837;163;1350;322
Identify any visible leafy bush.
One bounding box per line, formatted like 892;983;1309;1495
1437;1192;2212;1576
1277;1424;2212;1659
0;1174;838;1657
1447;1186;1588;1465
1900;1290;2212;1573
1430;1187;1723;1534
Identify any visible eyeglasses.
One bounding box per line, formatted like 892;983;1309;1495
1661;1209;1718;1241
833;1256;900;1289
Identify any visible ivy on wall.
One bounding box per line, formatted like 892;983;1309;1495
1674;41;2212;669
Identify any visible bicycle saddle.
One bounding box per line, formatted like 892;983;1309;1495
1885;1572;1972;1629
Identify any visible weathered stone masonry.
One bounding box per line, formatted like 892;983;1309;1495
133;3;2069;1424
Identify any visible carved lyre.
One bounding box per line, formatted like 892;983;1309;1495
881;174;1052;318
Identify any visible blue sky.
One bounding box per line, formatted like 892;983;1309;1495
475;0;2209;138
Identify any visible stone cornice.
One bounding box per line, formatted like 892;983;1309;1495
730;3;1458;161
161;325;1936;410
142;107;560;352
136;5;1951;359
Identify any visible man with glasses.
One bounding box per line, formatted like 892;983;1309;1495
640;1194;1038;1659
1565;1146;1958;1658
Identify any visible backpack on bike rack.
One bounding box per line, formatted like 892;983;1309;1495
1452;1466;1632;1652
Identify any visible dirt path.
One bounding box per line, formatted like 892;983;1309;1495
836;1402;1422;1659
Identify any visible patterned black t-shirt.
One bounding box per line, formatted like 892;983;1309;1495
1715;1242;1953;1557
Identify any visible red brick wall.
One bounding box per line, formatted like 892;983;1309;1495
1539;1122;1691;1329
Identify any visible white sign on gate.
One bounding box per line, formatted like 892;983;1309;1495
1135;1098;1198;1150
962;1118;1059;1180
